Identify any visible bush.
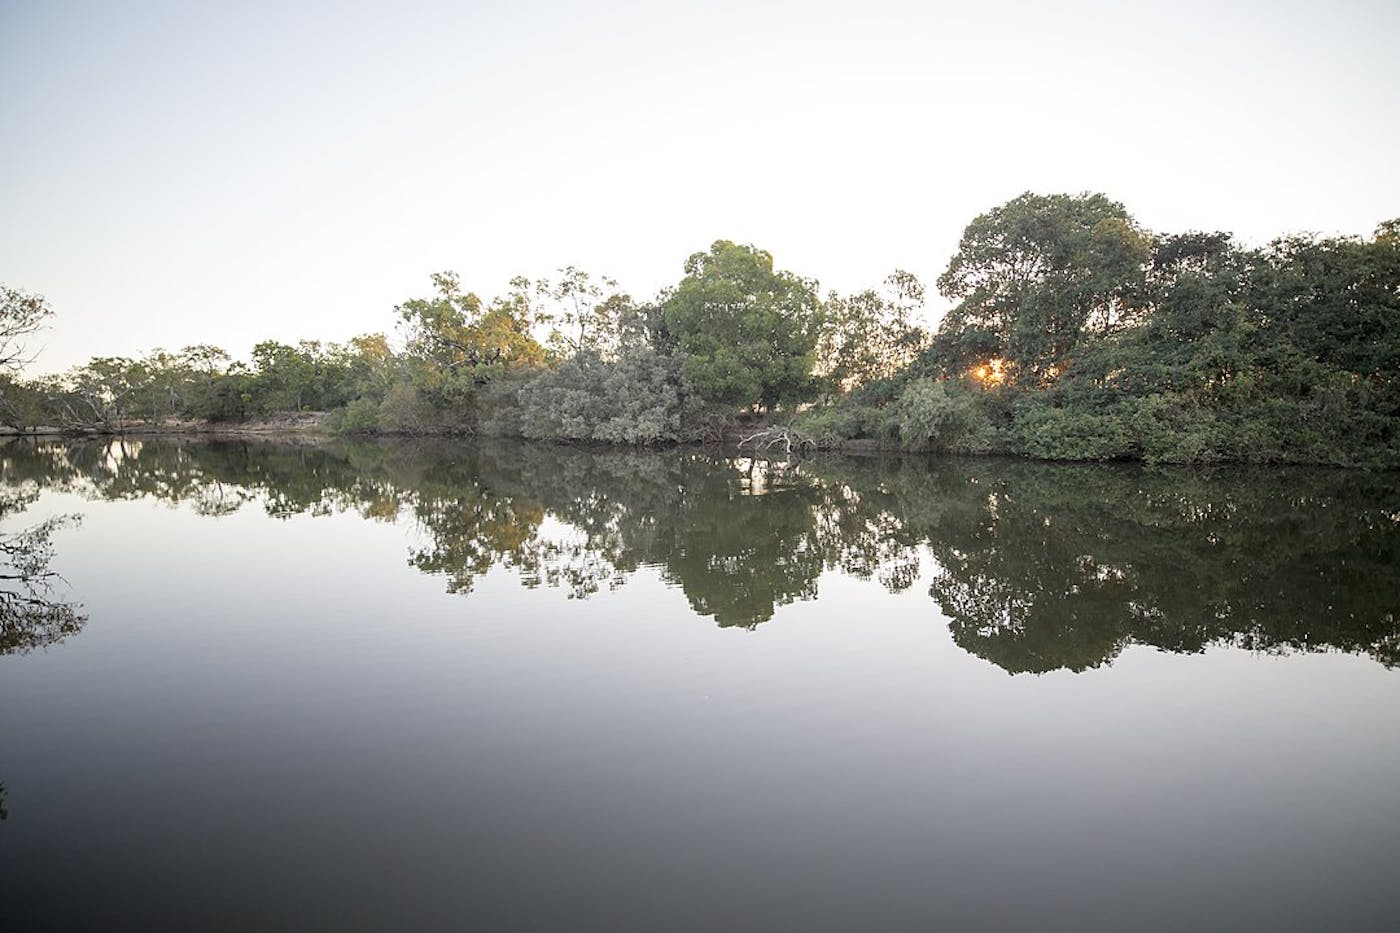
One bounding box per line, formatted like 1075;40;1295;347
1013;406;1135;461
498;349;696;445
1115;394;1229;463
377;382;437;434
894;379;994;453
337;397;381;434
797;399;900;446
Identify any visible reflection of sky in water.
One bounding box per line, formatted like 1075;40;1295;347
1;439;1398;930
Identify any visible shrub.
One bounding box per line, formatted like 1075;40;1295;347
1013;406;1135;461
377;382;436;434
502;349;696;445
337;397;381;434
894;379;994;453
1127;394;1226;463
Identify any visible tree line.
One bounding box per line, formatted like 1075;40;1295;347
2;192;1397;465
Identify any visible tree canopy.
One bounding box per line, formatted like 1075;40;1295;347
661;240;823;412
933;192;1150;383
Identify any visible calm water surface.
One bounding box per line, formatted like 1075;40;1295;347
1;437;1397;931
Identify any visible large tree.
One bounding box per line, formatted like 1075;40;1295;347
934;192;1150;383
661;240;822;413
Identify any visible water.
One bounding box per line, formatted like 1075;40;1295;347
1;437;1397;931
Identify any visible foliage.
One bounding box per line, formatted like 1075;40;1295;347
9;435;1396;669
0;292;86;654
506;349;696;445
532;267;629;358
893;379;995;453
376;383;440;434
396;272;546;408
1012;406;1134;461
909;195;1400;467
336;397;381;434
0;285;53;370
4;204;1397;467
795;403;886;447
815;270;928;393
933;192;1150;382
661;240;823;413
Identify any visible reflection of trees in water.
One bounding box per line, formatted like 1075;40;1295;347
3;436;1397;672
814;457;1400;673
407;448;881;626
0;485;84;656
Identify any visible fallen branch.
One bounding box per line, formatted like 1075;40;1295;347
737;425;816;454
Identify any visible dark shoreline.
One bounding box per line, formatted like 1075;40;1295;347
4;417;1396;471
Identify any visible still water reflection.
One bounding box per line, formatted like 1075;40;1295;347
4;436;1396;672
1;437;1398;930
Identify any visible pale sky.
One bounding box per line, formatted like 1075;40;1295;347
2;0;1397;374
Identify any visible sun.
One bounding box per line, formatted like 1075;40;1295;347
972;357;1007;387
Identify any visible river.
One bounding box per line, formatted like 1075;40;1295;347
1;437;1397;930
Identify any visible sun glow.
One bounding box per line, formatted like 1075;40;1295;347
972;358;1007;387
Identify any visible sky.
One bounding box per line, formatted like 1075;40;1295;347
2;0;1397;375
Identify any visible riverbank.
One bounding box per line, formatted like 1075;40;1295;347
3;412;1394;468
0;412;336;439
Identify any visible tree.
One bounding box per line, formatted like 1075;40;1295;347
816;270;928;392
1250;225;1400;381
250;341;319;412
396;272;545;407
661;240;822;413
341;333;395;399
66;356;146;428
935;192;1150;383
134;348;194;423
510;348;696;444
179;344;233;413
533;266;627;358
0;286;57;425
894;378;994;452
0;285;54;370
0;289;86;652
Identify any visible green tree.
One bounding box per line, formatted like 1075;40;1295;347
0;286;58;426
174;344;233;416
661;241;822;414
509;348;696;444
894;378;995;452
396;272;545;407
66;357;147;428
250;341;319;412
0;290;86;652
934;192;1150;383
340;333;396;399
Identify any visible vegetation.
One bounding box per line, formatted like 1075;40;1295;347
661;240;823;415
5;435;1395;671
3;194;1397;466
0;287;85;654
806;195;1400;466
